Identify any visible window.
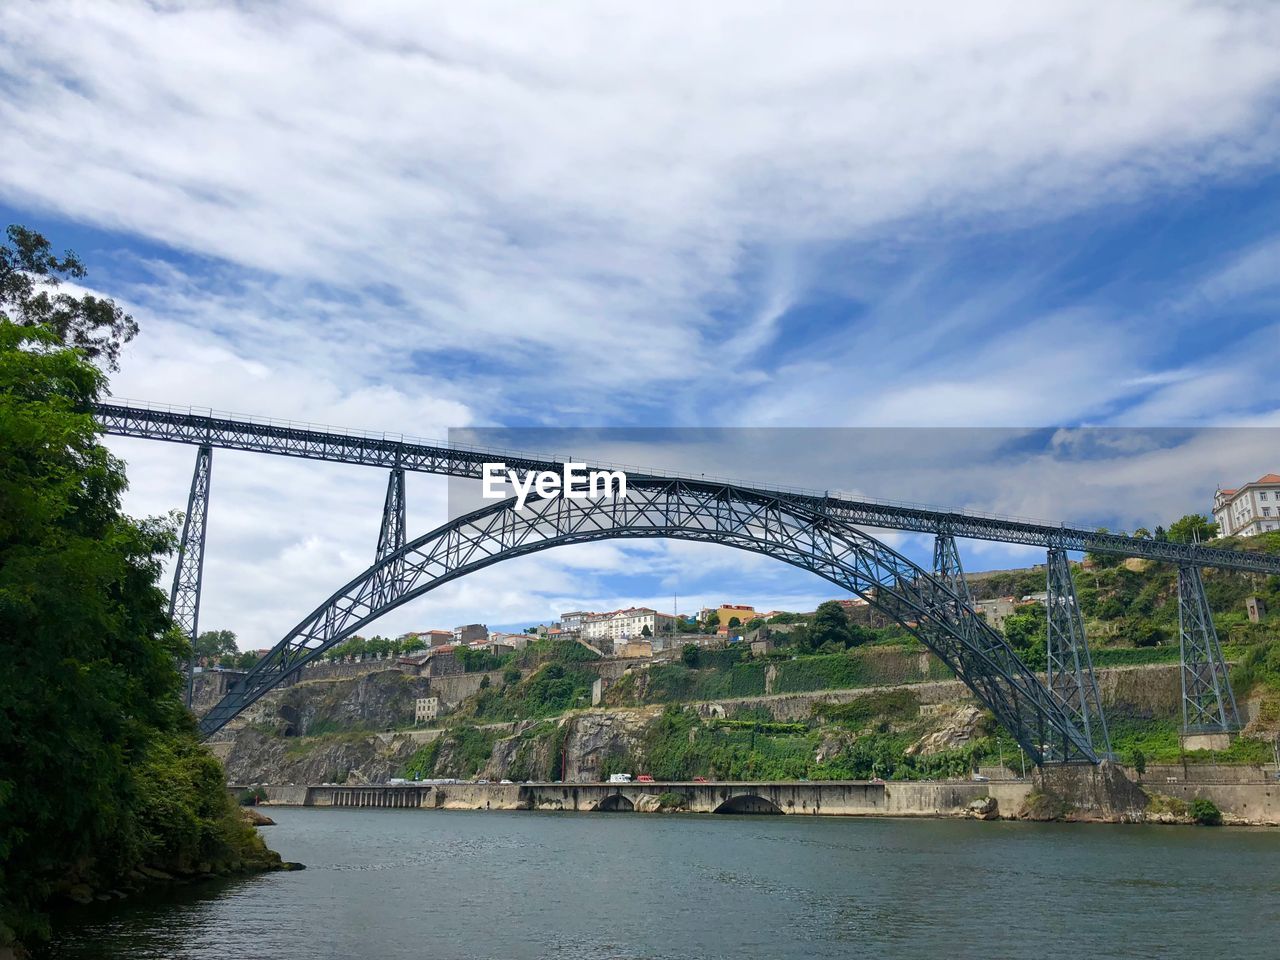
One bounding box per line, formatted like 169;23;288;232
1262;492;1269;501
1265;507;1273;517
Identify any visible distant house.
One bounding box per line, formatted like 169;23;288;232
1213;474;1280;537
453;623;488;644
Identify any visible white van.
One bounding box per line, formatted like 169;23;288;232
608;773;632;783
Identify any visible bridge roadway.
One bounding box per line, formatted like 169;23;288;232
95;400;1280;574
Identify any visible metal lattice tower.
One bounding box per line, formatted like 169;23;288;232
933;532;973;606
376;467;407;561
1177;563;1239;733
1045;548;1110;758
170;444;213;707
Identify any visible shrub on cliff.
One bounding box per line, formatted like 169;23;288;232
1190;798;1223;826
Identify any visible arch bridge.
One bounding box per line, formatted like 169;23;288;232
94;401;1273;763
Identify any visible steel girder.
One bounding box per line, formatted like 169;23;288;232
93;401;1280;575
1177;564;1240;733
171;444;212;707
197;478;1097;764
1044;548;1110;758
376;468;407;562
932;533;973;606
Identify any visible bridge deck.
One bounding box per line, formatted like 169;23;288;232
96;400;1280;573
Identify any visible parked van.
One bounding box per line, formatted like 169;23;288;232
608;773;632;783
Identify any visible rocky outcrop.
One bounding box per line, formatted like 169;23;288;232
222;726;420;784
905;704;985;756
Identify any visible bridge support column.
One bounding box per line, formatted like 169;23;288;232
376;467;407;561
1045;548;1109;759
171;444;213;707
1177;563;1238;746
932;532;973;606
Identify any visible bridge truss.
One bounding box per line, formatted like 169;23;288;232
197;478;1099;764
95;401;1268;751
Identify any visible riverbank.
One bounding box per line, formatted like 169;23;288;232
232;763;1280;825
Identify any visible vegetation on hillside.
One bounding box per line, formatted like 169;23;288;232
0;226;279;948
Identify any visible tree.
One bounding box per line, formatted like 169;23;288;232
640;624;652;637
194;629;238;662
1168;513;1218;544
0;295;272;943
702;611;720;634
1130;748;1146;775
1002;603;1047;671
681;643;700;668
808;601;851;649
0;225;137;370
727;616;741;629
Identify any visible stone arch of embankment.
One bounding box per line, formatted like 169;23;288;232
714;794;784;815
596;794;635;812
198;477;1095;765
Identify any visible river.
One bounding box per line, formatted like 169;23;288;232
44;808;1280;959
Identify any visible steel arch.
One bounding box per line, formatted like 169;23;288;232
198;478;1097;764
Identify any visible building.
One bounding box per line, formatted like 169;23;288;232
487;631;530;650
415;697;439;723
715;603;756;627
1213;474;1280;537
974;597;1019;630
453;623;488;644
559;611;592;633
581;607;677;644
424;629;454;647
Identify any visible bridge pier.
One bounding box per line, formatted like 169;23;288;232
170;444;213;708
1177;563;1239;745
1044;547;1109;759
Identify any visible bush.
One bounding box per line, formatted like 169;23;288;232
1191;797;1223;826
656;791;688;811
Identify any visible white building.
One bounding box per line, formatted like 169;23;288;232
581;607;677;643
415;697;439;723
559;611;592;634
1213;474;1280;537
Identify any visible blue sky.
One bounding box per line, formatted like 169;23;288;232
3;2;1280;645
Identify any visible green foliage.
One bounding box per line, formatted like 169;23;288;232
0;303;269;944
1002;603;1047;671
1232;638;1280;694
1129;748;1146;775
517;637;600;667
681;643;700;668
1168;514;1219;544
0;225;138;369
194;628;239;662
471;662;596;722
773;653;869;693
1190;797;1223;826
402;726;498;780
815;689;920;729
457;645;511;673
655;791;688;810
402;739;443;779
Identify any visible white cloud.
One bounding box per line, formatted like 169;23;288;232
7;1;1280;643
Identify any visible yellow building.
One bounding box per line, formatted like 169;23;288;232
716;604;755;627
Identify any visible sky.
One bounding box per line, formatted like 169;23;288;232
3;1;1280;649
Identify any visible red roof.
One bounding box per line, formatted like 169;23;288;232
1258;474;1280;484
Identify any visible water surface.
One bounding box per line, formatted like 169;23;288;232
46;808;1280;959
